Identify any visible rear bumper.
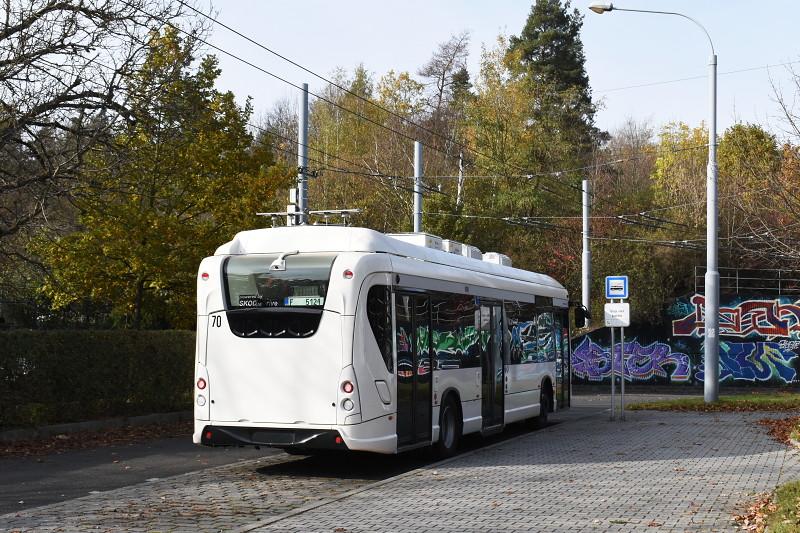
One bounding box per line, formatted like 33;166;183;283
199;425;348;451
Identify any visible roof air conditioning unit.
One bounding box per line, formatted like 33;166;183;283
482;252;512;267
442;240;463;255
461;245;482;260
387;232;443;250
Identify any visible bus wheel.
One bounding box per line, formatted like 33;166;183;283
533;389;550;428
436;397;461;457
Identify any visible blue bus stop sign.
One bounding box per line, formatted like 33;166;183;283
605;276;629;299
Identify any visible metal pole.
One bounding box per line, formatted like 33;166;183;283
620;325;625;421
588;4;718;403
582;179;591;327
456;151;464;208
413;141;423;233
704;54;719;403
297;82;309;225
610;327;616;421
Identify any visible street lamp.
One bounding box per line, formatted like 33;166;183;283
589;2;720;403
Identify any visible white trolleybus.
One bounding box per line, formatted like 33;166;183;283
194;226;573;455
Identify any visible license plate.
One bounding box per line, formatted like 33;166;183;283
284;296;324;307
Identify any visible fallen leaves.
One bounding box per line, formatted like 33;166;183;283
733;493;776;532
756;416;800;446
0;420;192;458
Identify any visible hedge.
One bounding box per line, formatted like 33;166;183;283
0;330;195;428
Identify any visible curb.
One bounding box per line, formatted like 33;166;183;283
0;410;193;443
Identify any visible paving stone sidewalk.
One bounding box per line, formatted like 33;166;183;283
1;401;798;532
250;409;800;533
0;452;380;532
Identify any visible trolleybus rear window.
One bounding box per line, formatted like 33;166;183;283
221;254;336;339
223;254;336;310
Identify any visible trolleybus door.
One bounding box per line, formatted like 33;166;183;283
481;304;504;429
555;310;571;409
395;293;432;446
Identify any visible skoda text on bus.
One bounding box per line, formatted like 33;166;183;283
194;226;572;455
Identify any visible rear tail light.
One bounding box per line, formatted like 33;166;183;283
341;381;354;394
197;378;207;390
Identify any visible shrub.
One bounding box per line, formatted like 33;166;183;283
0;330;194;428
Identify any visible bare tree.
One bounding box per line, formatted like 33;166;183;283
592;118;655;208
418;31;470;114
0;0;198;248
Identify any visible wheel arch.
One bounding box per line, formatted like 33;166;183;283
541;377;554;412
439;386;463;422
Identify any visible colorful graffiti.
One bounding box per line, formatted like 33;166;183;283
696;342;798;383
572;338;691;382
573;337;799;385
573;293;800;387
672;295;800;339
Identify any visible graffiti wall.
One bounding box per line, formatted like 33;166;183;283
572;294;800;387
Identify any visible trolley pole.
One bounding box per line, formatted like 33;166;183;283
413;141;423;233
297;82;309;226
582;179;591;327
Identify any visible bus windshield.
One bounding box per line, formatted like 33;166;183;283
224;254;336;310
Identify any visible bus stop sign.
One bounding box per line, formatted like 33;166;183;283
605;276;629;299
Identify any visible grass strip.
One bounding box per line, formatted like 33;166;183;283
766;480;800;533
627;392;800;412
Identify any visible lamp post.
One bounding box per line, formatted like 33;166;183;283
589;2;719;403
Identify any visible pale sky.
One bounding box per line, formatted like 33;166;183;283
205;0;800;140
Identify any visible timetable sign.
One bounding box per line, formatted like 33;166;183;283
604;302;630;327
605;276;629;299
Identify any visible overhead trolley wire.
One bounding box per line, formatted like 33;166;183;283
595;59;800;95
130;1;713;212
22;36;445;200
168;1;598;197
103;3;773;225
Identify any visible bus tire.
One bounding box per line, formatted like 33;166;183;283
533;388;550;428
435;397;461;457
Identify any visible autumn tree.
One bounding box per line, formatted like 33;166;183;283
0;0;197;248
37;29;290;328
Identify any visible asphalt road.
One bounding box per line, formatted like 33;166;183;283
0;436;271;514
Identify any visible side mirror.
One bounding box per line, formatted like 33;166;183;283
574;306;591;329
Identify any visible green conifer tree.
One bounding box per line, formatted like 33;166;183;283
508;0;605;160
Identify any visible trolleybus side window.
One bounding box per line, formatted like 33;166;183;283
431;294;465;370
366;285;393;372
537;311;555;362
517;302;538;363
505;301;522;364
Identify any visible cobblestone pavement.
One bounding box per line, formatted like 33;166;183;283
251;409;800;533
0;451;396;532
1;398;798;532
